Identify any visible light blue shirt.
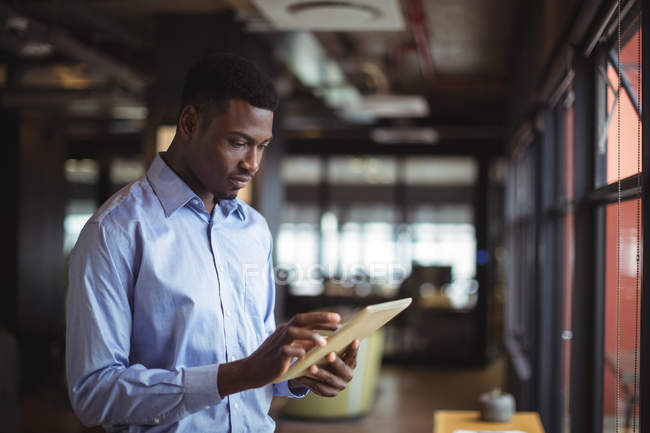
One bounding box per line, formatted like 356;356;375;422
66;154;305;432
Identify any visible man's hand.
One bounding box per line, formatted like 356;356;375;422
288;339;360;397
218;312;340;397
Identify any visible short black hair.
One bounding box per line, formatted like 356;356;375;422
180;53;279;121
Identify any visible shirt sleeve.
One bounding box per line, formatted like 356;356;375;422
258;236;309;400
66;220;223;427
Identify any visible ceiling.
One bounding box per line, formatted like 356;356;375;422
0;0;517;148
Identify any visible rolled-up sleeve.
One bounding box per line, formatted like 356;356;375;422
66;221;223;427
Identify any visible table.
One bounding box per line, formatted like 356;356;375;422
434;410;545;433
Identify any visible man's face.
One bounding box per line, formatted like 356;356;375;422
186;99;273;200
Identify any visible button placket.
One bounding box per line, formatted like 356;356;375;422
211;233;238;365
209;225;231;365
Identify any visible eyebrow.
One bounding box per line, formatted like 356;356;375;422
230;131;273;144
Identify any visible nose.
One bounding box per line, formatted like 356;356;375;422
239;145;261;175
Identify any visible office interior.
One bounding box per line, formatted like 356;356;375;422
0;0;647;432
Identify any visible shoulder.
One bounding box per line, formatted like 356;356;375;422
88;176;155;233
73;177;156;254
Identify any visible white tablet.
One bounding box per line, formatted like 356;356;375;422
273;297;412;383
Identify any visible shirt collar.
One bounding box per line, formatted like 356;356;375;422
147;153;247;221
219;196;248;221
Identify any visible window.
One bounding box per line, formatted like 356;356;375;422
594;9;643;433
110;158;145;186
278;155;479;309
63;199;96;255
596;19;642;187
276;204;320;295
602;200;642;432
505;141;536;354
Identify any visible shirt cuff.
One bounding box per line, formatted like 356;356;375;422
274;380;309;399
184;364;223;411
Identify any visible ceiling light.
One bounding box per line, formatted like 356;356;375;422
343;94;429;119
252;0;404;31
6;16;29;32
371;127;439;144
20;42;53;58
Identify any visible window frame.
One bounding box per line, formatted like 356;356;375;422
578;4;645;433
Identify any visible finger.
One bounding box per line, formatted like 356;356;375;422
322;352;354;382
341;339;360;368
290;312;341;329
285;326;327;347
341;339;360;357
307;362;348;389
290;339;320;350
280;345;306;360
297;376;341;397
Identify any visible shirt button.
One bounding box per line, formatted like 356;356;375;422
192;199;199;204
234;402;238;409
204;405;210;409
226;310;232;317
153;417;160;424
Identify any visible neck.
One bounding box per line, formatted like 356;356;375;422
161;141;216;214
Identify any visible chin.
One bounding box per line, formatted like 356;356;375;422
221;190;238;200
214;188;238;201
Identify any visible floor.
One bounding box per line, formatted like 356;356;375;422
21;359;503;433
271;359;505;433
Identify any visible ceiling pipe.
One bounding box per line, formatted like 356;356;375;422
406;0;436;87
0;4;148;96
13;0;147;50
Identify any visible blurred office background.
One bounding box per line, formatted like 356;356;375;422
0;0;646;432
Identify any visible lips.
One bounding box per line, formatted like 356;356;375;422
229;175;252;189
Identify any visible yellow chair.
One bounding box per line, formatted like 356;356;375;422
282;329;385;419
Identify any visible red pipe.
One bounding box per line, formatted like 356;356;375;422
407;0;436;86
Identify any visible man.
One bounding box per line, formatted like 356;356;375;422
66;53;359;432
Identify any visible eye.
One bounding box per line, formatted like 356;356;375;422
258;143;269;150
229;140;246;148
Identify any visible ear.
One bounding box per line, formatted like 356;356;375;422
178;105;200;141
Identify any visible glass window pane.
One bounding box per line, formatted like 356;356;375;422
110;158;145;185
336;203;398;286
602;199;642;432
339;222;362;275
63;199;96;255
409;203;477;309
403;156;477;186
277;204;321;295
328;156;397;185
64;158;99;184
605;63;642;184
320;211;339;277
619;27;642;102
281;156;322;185
597;24;643;186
